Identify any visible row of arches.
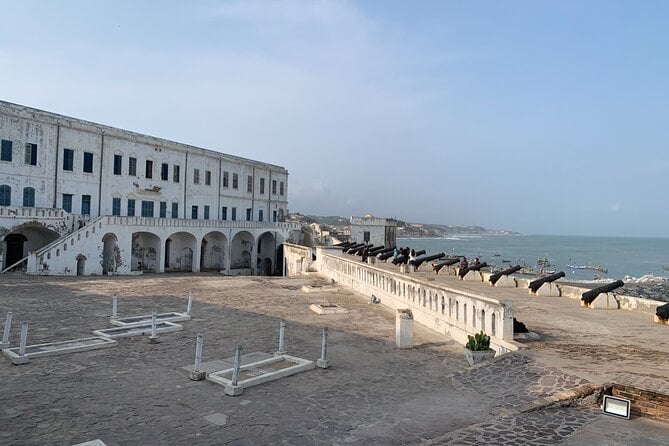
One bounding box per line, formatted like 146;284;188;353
101;229;283;275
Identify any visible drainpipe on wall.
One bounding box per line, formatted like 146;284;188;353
183;152;188;219
97;132;105;217
251;166;255;221
217;158;222;219
52;123;60;208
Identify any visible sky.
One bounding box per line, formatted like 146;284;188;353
1;0;668;237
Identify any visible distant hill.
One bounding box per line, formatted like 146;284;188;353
292;213;520;238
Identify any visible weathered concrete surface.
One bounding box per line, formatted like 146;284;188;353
1;273;668;445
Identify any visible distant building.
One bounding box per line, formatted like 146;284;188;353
0;100;300;276
349;215;397;248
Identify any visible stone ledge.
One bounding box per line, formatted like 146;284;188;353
499;383;605;417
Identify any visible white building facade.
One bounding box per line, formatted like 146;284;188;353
350;215;397;249
0;100;300;276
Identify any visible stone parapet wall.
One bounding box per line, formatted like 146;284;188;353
316;247;519;354
496;277;663;316
557;284;663;315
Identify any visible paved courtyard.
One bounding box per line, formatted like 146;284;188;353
0;273;667;445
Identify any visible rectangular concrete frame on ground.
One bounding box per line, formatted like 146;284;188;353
110;312;191;327
2;337;117;361
92;321;183;338
206;354;315;391
309;303;349;315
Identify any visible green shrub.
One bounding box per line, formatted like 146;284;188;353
466;330;491;351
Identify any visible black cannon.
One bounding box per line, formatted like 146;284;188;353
415;250;426;257
458;262;488;279
355;245;376;256
581;280;624;305
345;243;364;254
392;255;406;265
412;253;446;270
335;241;355;248
342;242;360;252
657;303;669;320
375;247;395;257
378;251;395;261
489;265;522;285
528;271;566;293
433;258;460;273
367;246;386;256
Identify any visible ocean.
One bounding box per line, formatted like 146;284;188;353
397;235;669;284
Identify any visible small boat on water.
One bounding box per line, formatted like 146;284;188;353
518;257;555;277
566;264;608;274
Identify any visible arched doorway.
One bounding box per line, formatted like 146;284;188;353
256;231;277;276
230;231;254;274
131;232;161;272
4;234;28;267
3;224;60;269
76;254;86;276
200;231;227;271
276;244;284;276
164;232;197;272
102;233;119;275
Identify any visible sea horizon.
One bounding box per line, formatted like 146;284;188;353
397;234;669;283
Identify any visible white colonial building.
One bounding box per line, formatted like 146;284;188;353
0;100;301;276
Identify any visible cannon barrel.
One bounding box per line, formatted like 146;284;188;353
413;253;446;269
529;271;566;292
378;251;395;261
415;250;426;257
367;246;386;255
433;257;460;273
458;262;488;278
346;243;364;254
355;245;376;256
392;255;406;265
489;265;522;285
375;247;395;257
581;280;625;304
657;302;669;320
335;241;355;248
343;243;361;253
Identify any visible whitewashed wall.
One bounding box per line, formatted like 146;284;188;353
316;246;519;354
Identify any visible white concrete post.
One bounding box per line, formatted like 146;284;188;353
111;294;118;319
224;343;244;396
186;290;193;315
1;310;12;350
11;321;30;365
149;310;160;344
396;309;414;349
274;320;286;356
231;344;242;386
19;322;28;356
190;333;206;381
316;327;330;369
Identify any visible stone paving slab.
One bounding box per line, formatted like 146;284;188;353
451;351;591;410
428;407;601;445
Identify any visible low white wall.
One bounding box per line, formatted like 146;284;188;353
558;284;663;315
283;243;314;276
317;247;519;354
